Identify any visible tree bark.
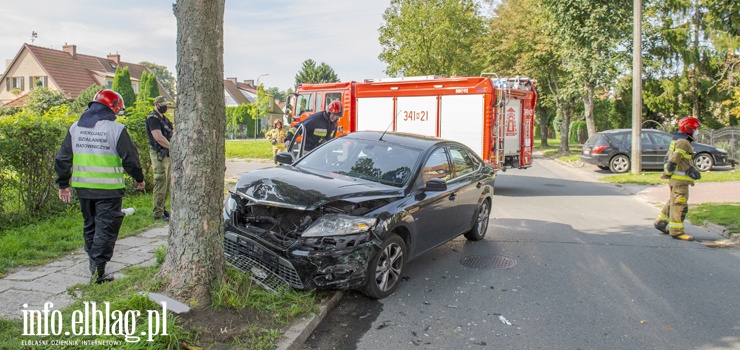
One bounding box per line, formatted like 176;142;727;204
157;0;226;305
583;82;596;137
559;100;572;153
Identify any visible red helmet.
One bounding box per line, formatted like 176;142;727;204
678;116;701;135
91;89;125;115
327;100;342;115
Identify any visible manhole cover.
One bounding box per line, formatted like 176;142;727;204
460;255;517;269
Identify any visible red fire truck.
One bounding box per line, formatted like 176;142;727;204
289;75;537;171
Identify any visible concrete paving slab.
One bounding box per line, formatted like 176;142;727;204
110;248;152;265
139;258;157;267
13;273;88;295
116;236;159;248
59;261;93;278
0;280;14;293
0;289;57;319
140;227;169;238
4;266;64;281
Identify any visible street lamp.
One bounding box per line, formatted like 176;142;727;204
254;74;269;139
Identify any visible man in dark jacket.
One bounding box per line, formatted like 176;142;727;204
284;100;342;153
55;89;145;284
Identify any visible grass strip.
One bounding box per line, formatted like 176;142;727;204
225;139;273;160
687;203;740;235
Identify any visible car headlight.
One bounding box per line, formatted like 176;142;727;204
302;214;377;237
223;193;238;220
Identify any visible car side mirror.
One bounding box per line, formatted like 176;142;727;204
419;178;447;192
275;152;294;165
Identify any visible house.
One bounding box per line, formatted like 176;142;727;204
223;77;284;124
0;43;172;106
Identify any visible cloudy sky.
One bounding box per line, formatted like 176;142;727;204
0;0;391;91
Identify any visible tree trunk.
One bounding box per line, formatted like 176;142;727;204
538;108;549;147
583;82;596;137
559;101;572;153
157;0;226;305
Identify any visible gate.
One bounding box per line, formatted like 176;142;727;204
696;126;739;165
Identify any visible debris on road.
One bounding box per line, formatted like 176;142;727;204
499;315;512;326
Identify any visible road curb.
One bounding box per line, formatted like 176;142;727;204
275;291;344;350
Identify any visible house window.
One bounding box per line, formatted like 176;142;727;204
8;77;25;91
107;81;113;88
30;76;48;88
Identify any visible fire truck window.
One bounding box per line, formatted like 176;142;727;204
316;93;323;111
296;93;315;115
325;93;342;110
422;147;451;183
449;146;476;177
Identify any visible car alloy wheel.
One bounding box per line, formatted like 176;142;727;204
464;199;491;241
694;153;714;172
363;233;405;299
609;154;630;173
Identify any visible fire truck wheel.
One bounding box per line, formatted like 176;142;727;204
464;198;491;241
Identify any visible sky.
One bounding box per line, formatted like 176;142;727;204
0;0;392;92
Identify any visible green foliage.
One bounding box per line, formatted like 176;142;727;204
225;105;253;138
224;139;272;159
379;0;485;77
146;73;161;101
0;110;69;213
602;169;740;184
24;87;69;115
294;59;339;87
568;120;587;143
139;61;176;98
687;203;740;235
136;71;153;105
112;66;136;109
69;84;102;114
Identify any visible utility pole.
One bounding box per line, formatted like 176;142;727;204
631;0;643;174
254;73;269;139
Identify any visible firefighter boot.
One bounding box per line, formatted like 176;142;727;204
91;263;115;284
671;233;694;241
653;219;669;234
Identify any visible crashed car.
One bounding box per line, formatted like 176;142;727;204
223;131;495;299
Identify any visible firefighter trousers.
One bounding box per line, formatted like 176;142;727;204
80;197;124;265
657;184;690;236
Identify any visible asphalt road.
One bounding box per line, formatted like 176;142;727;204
302;157;740;350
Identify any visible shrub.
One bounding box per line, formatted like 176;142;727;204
0;110;69;212
69;84;101;115
118;100;156;191
24;87;69;115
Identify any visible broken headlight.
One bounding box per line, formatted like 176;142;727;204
302;214;377;238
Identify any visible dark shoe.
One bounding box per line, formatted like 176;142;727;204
91;263;115;284
154;215;170;222
93;274;115;284
163;210;170;218
653;220;669;234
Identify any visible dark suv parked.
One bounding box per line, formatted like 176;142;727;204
580;129;730;173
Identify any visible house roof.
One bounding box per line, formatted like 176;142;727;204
1;44;169;101
224;79;250;105
4;93;29;107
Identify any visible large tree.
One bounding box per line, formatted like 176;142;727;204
378;0;486;77
294;59;339;87
140;61;177;98
157;0;226;304
541;0;632;137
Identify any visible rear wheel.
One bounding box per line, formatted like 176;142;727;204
694;153;714;172
464;199;491;241
363;233;406;299
609;154;630;173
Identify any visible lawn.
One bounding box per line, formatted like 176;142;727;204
601;169;740;185
225;139;273;159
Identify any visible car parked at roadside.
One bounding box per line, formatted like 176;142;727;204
223;131;496;299
580;129;730;173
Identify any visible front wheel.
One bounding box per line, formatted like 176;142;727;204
609;154;630;173
694;153;714;172
363;233;406;299
464;199;491;241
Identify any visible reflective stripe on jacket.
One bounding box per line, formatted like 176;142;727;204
665;138;695;184
70;121;126;189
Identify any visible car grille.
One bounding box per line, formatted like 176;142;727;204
224;231;304;291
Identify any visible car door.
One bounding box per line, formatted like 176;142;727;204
411;146;458;254
624;132;654;167
447;145;485;234
648;130;674;168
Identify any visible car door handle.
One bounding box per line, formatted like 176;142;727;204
448;193;457;201
476;182;482;189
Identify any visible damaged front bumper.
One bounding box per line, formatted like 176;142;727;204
224;227;378;292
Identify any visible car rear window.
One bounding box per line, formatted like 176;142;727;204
584;134;608;146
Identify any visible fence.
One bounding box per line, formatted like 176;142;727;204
696;126;740;165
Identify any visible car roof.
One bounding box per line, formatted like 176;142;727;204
600;128;667;134
342;131;446;150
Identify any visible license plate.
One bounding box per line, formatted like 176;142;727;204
583;149;590;155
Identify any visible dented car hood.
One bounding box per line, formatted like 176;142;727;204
235;166;404;210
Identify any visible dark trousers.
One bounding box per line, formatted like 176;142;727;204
80;197;124;265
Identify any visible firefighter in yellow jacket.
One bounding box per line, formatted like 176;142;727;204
265;119;287;165
654;116;702;241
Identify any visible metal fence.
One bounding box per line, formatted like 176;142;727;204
696;126;739;165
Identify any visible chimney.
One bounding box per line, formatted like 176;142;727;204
226;77;238;84
63;44;77;59
107;53;121;65
244;79;254;87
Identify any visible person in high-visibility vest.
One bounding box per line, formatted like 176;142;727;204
653;116;702;241
55;89;145;283
265;119;287;165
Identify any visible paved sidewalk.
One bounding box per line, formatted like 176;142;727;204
0;227;168;319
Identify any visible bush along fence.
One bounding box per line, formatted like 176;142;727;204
696;126;740;166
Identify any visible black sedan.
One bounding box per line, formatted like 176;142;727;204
580;129;730;173
223;131;495;299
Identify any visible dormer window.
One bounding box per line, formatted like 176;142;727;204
110;63;117;69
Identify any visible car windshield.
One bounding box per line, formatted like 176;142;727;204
297;138;421;187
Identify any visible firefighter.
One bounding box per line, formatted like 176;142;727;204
265;119;287;165
55;89;145;283
653;116;702;241
284;100;342;153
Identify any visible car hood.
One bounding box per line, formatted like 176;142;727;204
234;166;404;210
